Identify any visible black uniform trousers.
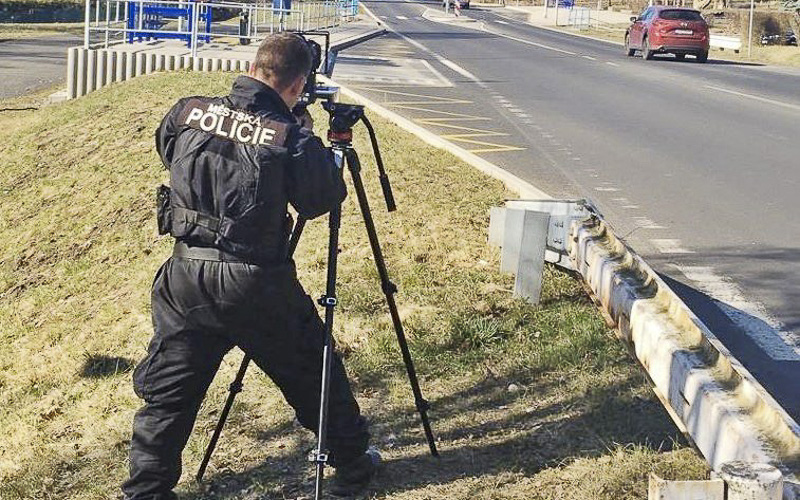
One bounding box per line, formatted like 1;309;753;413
122;255;369;500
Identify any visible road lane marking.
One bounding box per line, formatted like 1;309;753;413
481;28;578;55
396;15;408;19
495;20;509;24
650;239;694;254
704;85;800;112
606;61;620;67
582;55;597;61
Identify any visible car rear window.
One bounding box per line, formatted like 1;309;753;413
659;10;704;21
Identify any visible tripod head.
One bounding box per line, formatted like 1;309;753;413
322;101;364;145
321;101;396;212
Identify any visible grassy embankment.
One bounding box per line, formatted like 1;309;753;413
0;72;709;499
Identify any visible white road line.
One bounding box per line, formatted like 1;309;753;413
606;61;620;67
704;85;800;113
396;15;408;20
673;265;800;361
633;217;665;229
484;28;577;55
582;55;597;61
495;20;509;24
594;186;620;192
650;239;694;254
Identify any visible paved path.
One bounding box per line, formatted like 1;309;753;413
0;35;82;99
343;0;800;421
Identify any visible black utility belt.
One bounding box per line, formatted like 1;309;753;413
173;241;252;264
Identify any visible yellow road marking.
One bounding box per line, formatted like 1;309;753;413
354;84;525;155
417;121;508;135
359;88;470;103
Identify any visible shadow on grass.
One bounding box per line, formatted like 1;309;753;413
188;367;685;499
79;354;134;378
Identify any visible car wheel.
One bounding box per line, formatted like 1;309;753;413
642;36;654;60
674;53;685;60
696;50;708;63
624;34;635;57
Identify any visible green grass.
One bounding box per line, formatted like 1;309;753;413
0;71;709;499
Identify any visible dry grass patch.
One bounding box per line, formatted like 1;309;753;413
0;71;708;499
0;22;83;40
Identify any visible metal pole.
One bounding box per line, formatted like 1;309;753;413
84;0;91;48
554;0;559;25
544;0;548;19
747;0;754;58
105;0;110;47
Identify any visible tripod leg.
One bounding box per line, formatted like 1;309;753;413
196;355;250;482
344;148;439;458
313;149;345;499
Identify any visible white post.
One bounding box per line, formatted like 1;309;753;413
747;0;754;58
554;0;559;25
719;462;783;500
191;1;199;57
104;0;110;48
544;0;548;18
84;0;91;48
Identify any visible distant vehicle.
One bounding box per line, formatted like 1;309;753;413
760;30;797;46
443;0;470;9
625;6;710;63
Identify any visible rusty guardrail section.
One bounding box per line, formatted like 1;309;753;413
569;214;800;499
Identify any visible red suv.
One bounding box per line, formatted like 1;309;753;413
625;6;710;63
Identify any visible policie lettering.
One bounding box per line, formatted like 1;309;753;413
179;99;289;147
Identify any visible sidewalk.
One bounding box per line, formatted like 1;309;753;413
505;5;634;28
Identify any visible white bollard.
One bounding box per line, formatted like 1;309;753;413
76;48;87;97
125;52;136;80
115;51;126;82
135;53;146;77
166;55;176;71
202;57;212;72
719;462;783;500
193;57;203;71
86;49;97;93
106;51;117;84
145;53;156;74
67;47;79;99
155;54;165;72
96;50;107;89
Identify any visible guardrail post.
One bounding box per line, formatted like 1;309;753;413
719;462;783;500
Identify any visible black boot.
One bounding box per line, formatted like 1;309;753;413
329;448;381;497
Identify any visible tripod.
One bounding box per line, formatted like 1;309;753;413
196;102;439;498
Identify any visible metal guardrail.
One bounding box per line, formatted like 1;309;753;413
83;0;358;55
711;34;742;52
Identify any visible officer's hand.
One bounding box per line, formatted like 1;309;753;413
299;111;314;131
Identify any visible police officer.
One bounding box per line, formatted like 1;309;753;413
122;33;379;500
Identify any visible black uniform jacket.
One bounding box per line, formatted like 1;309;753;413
156;75;346;264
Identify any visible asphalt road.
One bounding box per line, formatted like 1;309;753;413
345;0;800;420
0;35;81;99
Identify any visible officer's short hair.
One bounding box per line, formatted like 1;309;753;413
253;33;313;91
